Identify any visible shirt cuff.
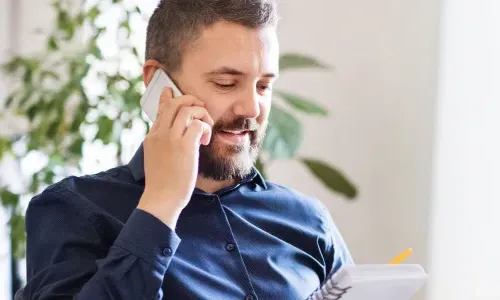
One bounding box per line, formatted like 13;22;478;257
114;209;181;270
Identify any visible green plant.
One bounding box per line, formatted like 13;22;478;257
0;0;357;260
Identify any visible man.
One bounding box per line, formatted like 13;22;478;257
21;0;353;299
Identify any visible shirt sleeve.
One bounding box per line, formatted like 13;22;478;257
22;188;181;300
319;203;355;279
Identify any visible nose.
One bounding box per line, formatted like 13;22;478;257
232;89;261;119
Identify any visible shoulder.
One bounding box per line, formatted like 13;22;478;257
27;165;136;218
262;181;333;232
33;165;127;197
44;165;134;196
264;181;326;208
262;181;354;271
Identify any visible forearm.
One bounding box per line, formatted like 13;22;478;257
25;206;180;300
76;209;180;299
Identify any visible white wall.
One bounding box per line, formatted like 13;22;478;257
270;1;439;294
427;1;500;299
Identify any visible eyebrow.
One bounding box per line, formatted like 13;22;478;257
204;66;277;78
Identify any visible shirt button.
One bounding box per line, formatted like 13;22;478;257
245;294;254;300
162;247;172;256
208;196;216;203
225;243;235;251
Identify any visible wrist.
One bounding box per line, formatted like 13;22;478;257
137;191;184;230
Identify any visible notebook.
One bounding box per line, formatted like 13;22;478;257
306;264;428;300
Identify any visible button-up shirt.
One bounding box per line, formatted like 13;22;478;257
21;145;353;300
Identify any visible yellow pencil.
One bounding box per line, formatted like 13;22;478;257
389;248;413;264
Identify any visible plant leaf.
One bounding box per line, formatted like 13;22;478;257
23;67;34;84
95;115;114;144
0;138;9;160
43;169;56;185
2;56;24;73
279;53;329;71
57;10;74;40
301;158;357;199
132;47;139;57
0;189;19;207
49;154;64;168
89;42;104;60
18;86;35;108
263;104;302;159
29;172;40;193
41;70;60;80
275;91;328;116
10;213;26;259
46;117;62;138
5;94;15;107
87;6;100;22
26;101;42;121
120;20;131;37
123;86;140;111
135;6;142;14
69;136;85;156
75;12;86;26
48;35;59;51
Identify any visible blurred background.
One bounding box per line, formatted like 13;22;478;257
1;0;499;299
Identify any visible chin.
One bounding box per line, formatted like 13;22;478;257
198;142;258;181
219;147;255;173
230;152;255;171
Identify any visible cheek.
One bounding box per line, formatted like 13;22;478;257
202;93;272;123
203;96;233;122
257;99;271;123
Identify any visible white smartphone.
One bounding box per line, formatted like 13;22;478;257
140;68;183;122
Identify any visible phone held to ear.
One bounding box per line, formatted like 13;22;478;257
140;69;183;122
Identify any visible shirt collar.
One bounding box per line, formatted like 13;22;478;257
127;143;267;190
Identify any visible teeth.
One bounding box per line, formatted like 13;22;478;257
223;130;244;134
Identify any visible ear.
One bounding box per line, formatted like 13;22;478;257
143;60;163;87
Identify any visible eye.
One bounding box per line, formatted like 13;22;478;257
214;82;236;90
257;83;272;92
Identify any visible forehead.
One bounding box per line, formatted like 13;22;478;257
184;21;279;76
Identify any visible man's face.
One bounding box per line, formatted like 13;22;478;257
173;21;279;181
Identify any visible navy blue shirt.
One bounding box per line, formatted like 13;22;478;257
22;145;353;300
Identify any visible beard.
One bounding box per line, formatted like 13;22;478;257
198;117;267;181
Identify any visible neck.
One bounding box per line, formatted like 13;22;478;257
195;175;236;194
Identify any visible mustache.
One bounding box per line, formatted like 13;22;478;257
213;117;260;132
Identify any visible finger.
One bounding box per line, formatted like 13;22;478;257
159;87;173;115
200;125;212;146
183;119;212;148
161;95;205;129
149;113;162;134
149;88;173;133
171;106;214;137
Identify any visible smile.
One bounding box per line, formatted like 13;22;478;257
217;130;250;145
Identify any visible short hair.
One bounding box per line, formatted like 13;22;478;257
145;0;279;73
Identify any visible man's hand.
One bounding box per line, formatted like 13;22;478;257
137;87;214;229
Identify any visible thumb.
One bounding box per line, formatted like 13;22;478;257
184;120;212;147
